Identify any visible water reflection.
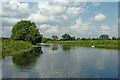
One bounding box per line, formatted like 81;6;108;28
12;47;43;71
52;44;58;51
2;44;118;78
62;45;71;51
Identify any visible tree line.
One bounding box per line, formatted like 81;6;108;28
42;34;120;43
6;20;119;44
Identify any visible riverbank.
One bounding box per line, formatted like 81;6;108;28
47;40;120;50
2;40;39;57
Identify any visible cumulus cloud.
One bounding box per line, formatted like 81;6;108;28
29;12;68;25
46;26;59;33
70;17;91;31
67;17;98;38
39;24;50;29
94;13;106;21
0;2;2;16
2;18;20;26
71;17;82;29
38;2;66;16
2;26;13;37
29;12;49;23
100;25;110;30
67;7;85;17
29;2;69;25
95;25;114;36
2;2;117;38
2;0;30;18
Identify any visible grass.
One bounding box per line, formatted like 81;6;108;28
0;40;2;60
47;40;120;50
2;40;35;57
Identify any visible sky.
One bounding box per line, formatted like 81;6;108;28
1;0;118;39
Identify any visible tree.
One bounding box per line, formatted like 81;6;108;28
62;34;71;41
11;20;42;44
91;38;96;40
71;37;75;40
112;36;116;40
119;37;120;40
52;35;58;41
42;38;52;43
87;38;90;40
81;37;86;40
59;38;63;41
99;35;109;40
76;38;80;40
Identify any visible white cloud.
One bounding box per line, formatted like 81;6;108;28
2;0;30;18
3;26;13;30
94;13;106;21
2;26;13;37
38;2;66;16
67;7;85;17
29;12;68;25
0;2;2;16
70;17;91;31
71;17;82;29
1;2;117;38
101;25;110;30
29;2;68;25
39;24;50;29
93;2;100;7
2;18;20;26
29;12;49;23
71;25;79;29
46;26;59;33
99;24;118;37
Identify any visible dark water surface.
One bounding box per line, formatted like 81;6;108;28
2;44;118;78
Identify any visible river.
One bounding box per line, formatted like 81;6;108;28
1;43;118;78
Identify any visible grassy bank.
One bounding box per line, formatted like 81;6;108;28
2;40;35;56
47;40;120;50
0;40;2;60
0;40;1;52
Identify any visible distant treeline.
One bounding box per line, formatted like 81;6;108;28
1;34;120;43
42;34;120;43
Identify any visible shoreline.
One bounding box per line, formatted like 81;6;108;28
2;40;41;58
47;40;119;50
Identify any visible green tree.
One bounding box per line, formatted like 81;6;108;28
11;20;42;44
76;38;80;40
91;38;96;40
42;38;52;43
59;38;63;41
87;38;90;40
81;37;86;40
62;34;71;41
112;36;116;40
52;35;58;41
99;35;109;40
71;37;75;40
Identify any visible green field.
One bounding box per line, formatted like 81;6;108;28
47;40;120;50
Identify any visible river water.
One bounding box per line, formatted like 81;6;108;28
1;43;118;78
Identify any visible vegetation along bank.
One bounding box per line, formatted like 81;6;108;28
47;40;120;50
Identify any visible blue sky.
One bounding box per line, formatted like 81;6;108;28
1;1;118;39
